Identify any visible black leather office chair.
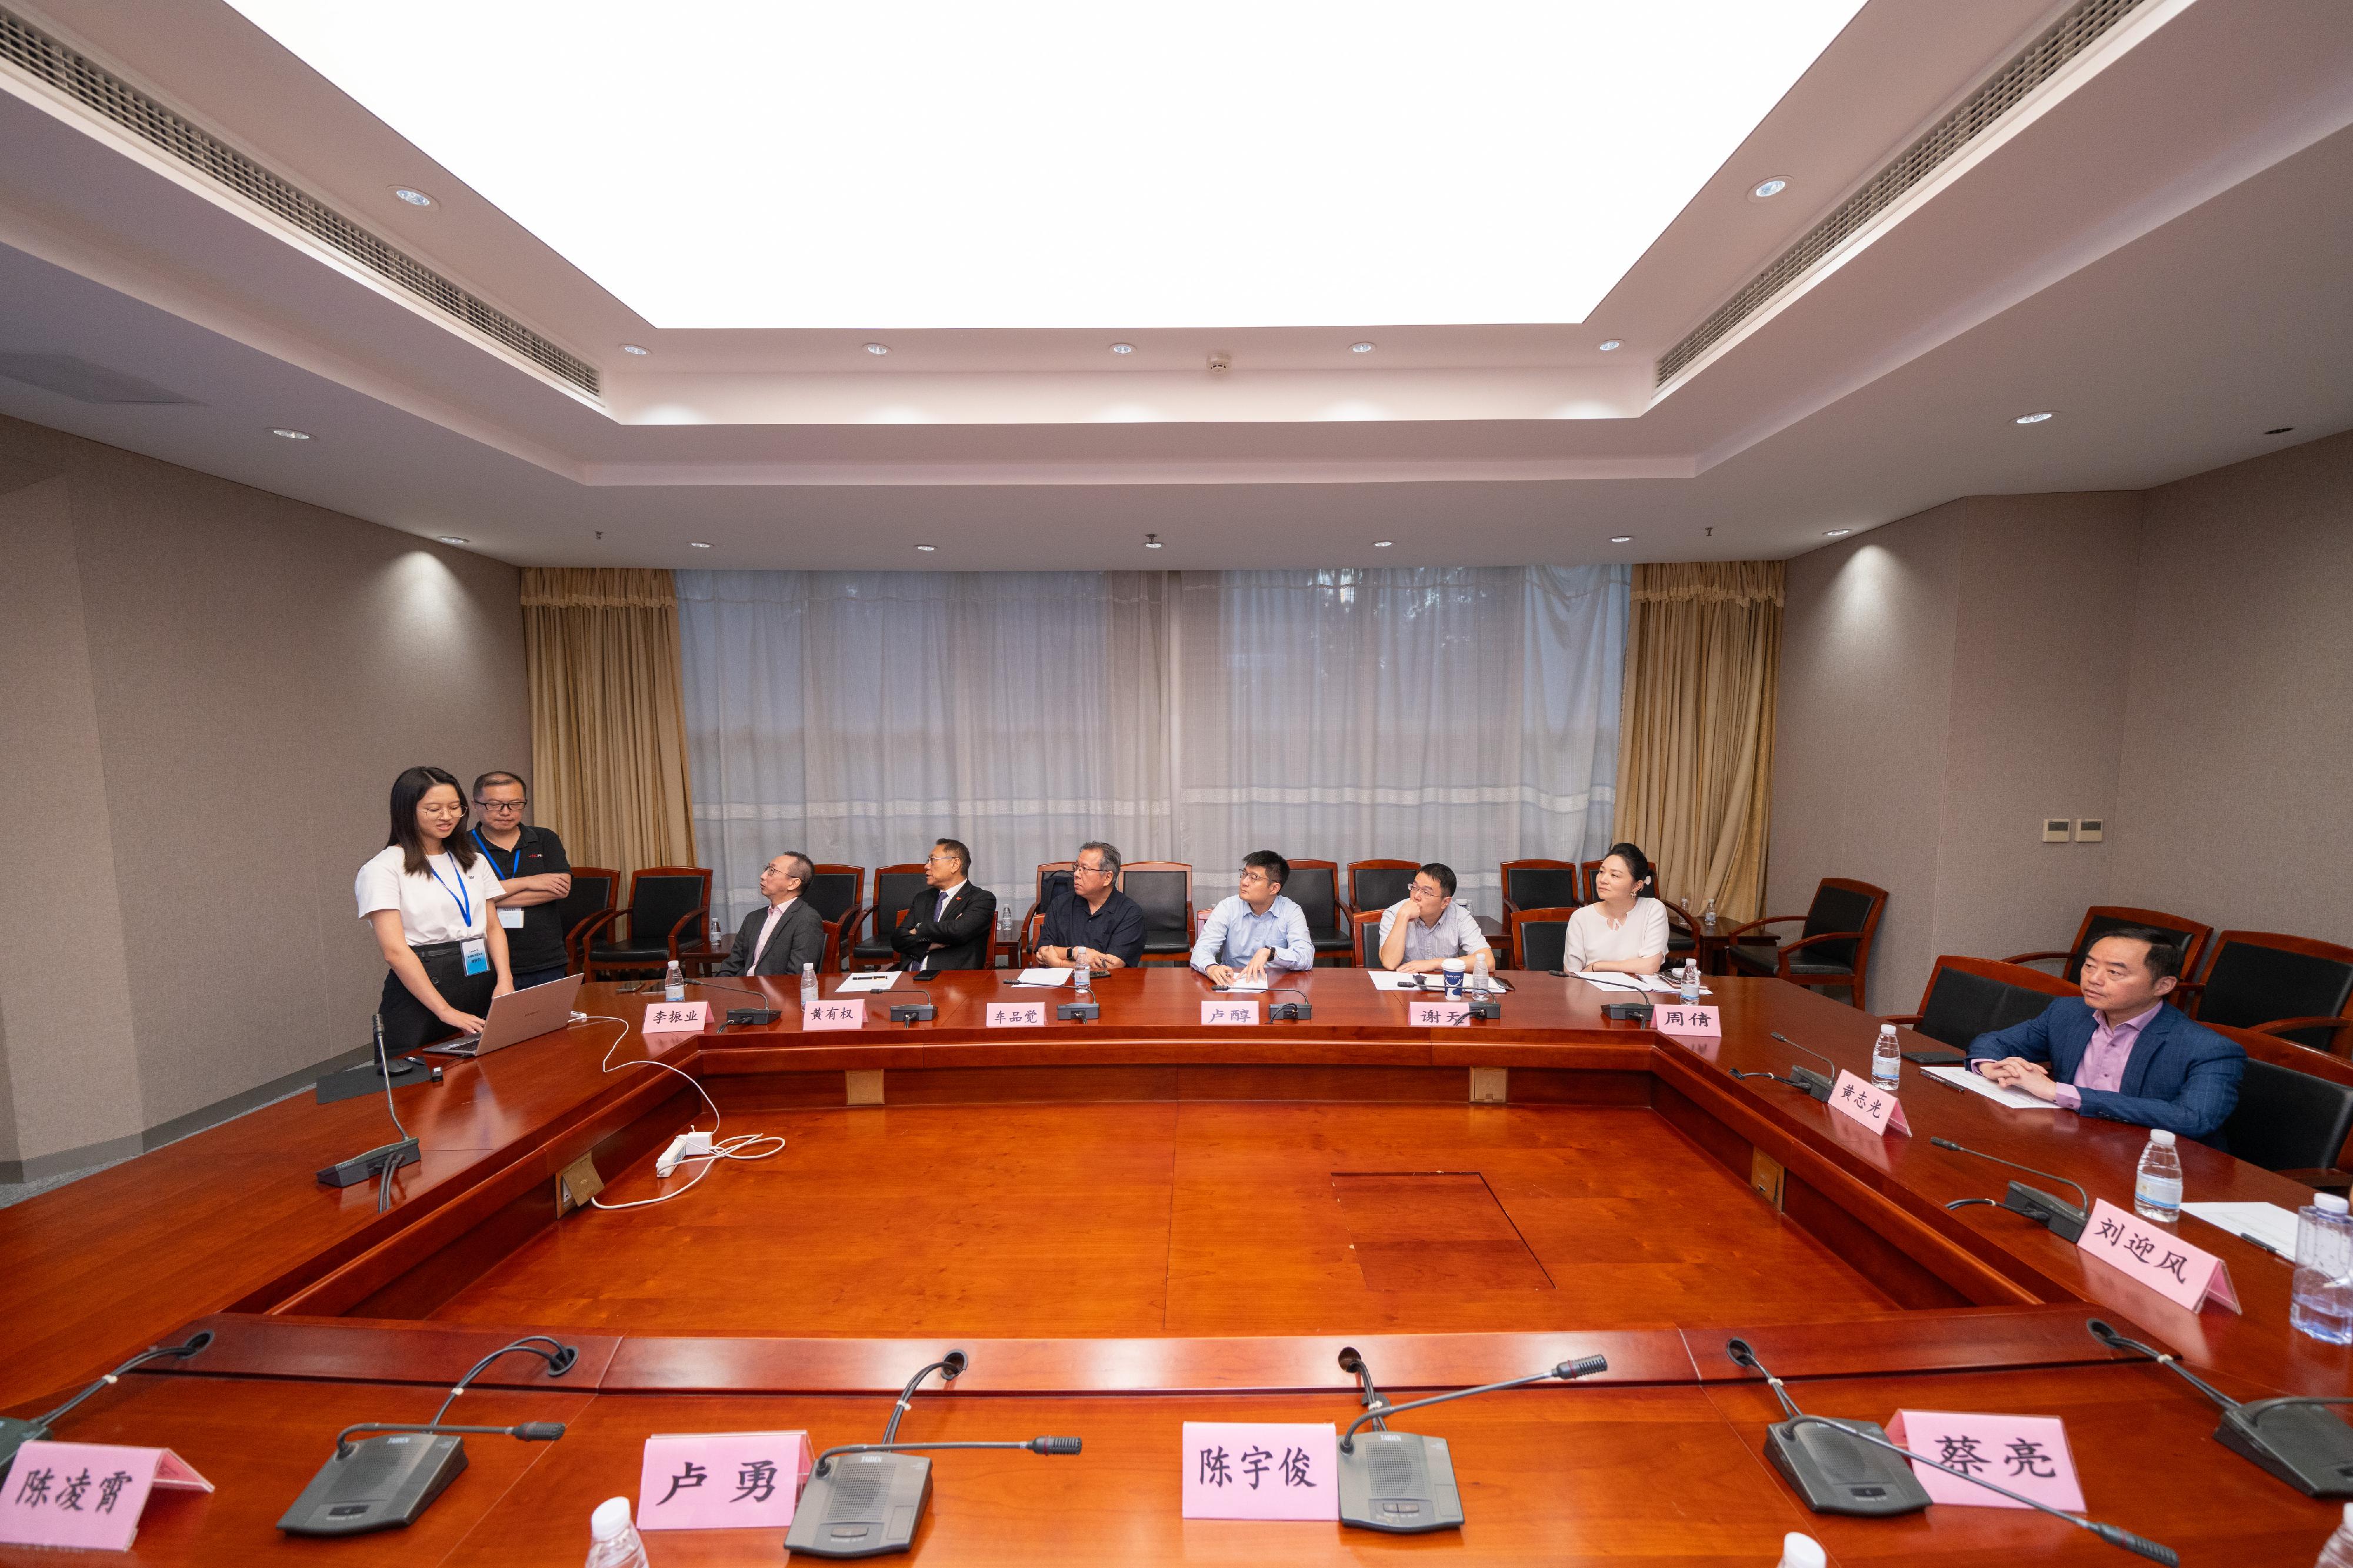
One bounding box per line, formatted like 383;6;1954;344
2222;1058;2353;1174
1287;860;1352;965
553;866;618;974
805;865;865;972
1347;860;1417;921
1508;908;1577;975
1121;863;1195;966
2182;932;2353;1053
852;865;932;970
1354;910;1386;969
581;867;711;980
1721;878;1889;1012
2006;905;2214;985
1500;860;1582;915
1884;957;2074;1049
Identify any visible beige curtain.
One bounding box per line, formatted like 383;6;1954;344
522;567;696;882
1612;561;1782;923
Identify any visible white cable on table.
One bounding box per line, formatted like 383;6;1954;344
575;1015;787;1210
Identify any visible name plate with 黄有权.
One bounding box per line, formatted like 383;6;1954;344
0;1442;212;1552
643;999;711;1035
638;1431;814;1530
987;1002;1048;1028
1884;1410;2084;1511
1409;1000;1471;1027
2077;1197;2239;1312
1202;1000;1260;1026
1828;1069;1911;1135
800;1000;865;1032
1181;1422;1337;1520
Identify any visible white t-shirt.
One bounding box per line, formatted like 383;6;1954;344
1561;898;1671;972
355;845;506;946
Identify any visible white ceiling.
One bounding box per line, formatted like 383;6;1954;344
0;0;2349;569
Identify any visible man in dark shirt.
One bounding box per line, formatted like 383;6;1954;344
469;770;573;989
1035;840;1146;972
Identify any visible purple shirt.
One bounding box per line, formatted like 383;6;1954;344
2051;1004;2160;1110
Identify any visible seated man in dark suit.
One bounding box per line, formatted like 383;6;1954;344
1967;925;2244;1145
893;838;998;973
715;852;827;978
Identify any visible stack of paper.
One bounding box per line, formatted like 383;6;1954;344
836;971;902;993
2180;1202;2301;1255
1921;1063;2058;1111
1013;968;1074;987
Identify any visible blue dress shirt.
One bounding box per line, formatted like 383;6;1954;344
1190;894;1315;972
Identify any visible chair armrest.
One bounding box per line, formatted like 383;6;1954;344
572;908;624;962
2002;950;2072;969
662;905;709;959
835;903;870;969
1774;930;1864;978
1882;1012;1925;1026
2249;1017;2351;1042
1662;903;1697;937
2168;979;2207;1013
1718;913;1803;943
2275;1169;2353;1196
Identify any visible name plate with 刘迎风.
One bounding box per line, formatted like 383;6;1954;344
2077;1197;2239;1312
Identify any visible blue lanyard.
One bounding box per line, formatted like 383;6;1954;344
470;827;519;880
426;855;474;930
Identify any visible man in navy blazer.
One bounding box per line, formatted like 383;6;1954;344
1967;926;2244;1146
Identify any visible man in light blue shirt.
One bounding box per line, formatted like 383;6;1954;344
1191;850;1315;985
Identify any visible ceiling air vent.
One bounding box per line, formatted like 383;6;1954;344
0;6;599;400
1657;0;2152;390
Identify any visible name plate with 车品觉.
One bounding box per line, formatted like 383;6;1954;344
1181;1422;1337;1520
0;1442;212;1552
801;1000;865;1032
643;999;710;1035
638;1431;814;1530
1828;1069;1911;1135
1409;1000;1471;1027
2076;1197;2239;1312
1202;1000;1260;1026
1884;1411;2084;1511
1652;1002;1721;1037
987;1002;1048;1028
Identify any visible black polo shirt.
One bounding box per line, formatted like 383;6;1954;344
1038;888;1147;966
468;824;572;975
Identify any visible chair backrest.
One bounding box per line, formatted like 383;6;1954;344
626;867;711;945
1287;860;1341;931
1121;863;1194;944
1348;860;1417;916
2221;1056;2353;1173
873;865;931;935
1354;910;1386;968
1501;860;1582;913
1034;862;1076;910
1911;956;2076;1049
2197;931;2353;1050
554;867;619;948
1799;878;1888;972
2063;906;2214;985
1509;907;1578;974
804;865;864;925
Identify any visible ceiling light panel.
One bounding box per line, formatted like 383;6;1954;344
226;1;1867;329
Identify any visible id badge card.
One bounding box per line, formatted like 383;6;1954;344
499;906;526;929
461;937;490;975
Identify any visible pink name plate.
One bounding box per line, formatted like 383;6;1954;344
1652;1002;1721;1038
1829;1069;1911;1135
1885;1410;2084;1511
0;1442;211;1552
1181;1422;1337;1520
1202;1000;1260;1026
1409;1000;1471;1027
643;999;711;1035
986;1001;1050;1028
638;1430;812;1531
801;1000;865;1032
2077;1197;2239;1312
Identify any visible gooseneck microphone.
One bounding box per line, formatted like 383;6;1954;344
786;1350;1084;1559
0;1330;214;1480
315;1013;424;1205
1771;1032;1838;1100
279;1336;578;1536
889;987;937;1023
1725;1340;2174;1562
1331;1346;1609;1533
1265;986;1313;1022
2088;1319;2353;1497
1931;1136;2090;1242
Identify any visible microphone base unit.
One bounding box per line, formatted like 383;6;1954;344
1763;1416;1931;1516
2218;1403;2353;1497
724;1006;780;1026
1600;1000;1652;1022
1269;1001;1313;1020
316;1136;421;1189
1056;999;1101;1021
278;1433;467;1535
0;1416;51;1479
2002;1181;2089;1243
1336;1430;1465;1533
784;1451;932;1557
888;1002;936;1023
1788;1066;1835;1103
1467;997;1502;1020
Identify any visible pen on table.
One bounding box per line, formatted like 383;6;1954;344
2237;1230;2291;1260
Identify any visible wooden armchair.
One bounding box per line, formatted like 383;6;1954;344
1719;878;1889;1012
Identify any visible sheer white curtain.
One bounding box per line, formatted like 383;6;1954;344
678;565;1625;927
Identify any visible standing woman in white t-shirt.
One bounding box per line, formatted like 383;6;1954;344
1561;842;1670;975
355;766;514;1052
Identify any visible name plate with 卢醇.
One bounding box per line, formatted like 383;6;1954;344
1202;1000;1260;1026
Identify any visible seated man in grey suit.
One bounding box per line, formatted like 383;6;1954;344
716;851;828;978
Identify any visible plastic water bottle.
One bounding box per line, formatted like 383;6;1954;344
663;960;685;1003
2133;1129;2183;1222
2311;1502;2353;1567
1702;896;1718;935
1072;947;1092;994
1471;949;1492;993
2291;1192;2353;1345
710;913;725;949
801;961;819;1008
1775;1532;1826;1568
1872;1024;1902;1090
585;1496;650;1568
1679;960;1701;1005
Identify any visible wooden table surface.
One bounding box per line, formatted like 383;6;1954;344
5;968;2348;1564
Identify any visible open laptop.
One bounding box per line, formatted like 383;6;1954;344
424;972;585;1059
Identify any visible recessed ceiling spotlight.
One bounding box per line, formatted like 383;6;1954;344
1609;535;1633;543
1143;533;1164;549
864;342;890;355
2265;426;2295;435
915;543;936;552
1598;340;1623;352
689;541;712;549
437;535;468;545
1749;177;1789;201
1825;529;1853;537
621;343;649;356
270;427;311;439
1109;342;1135;355
1350;341;1376;353
392;186;435;207
2014;411;2056;425
1372;539;1394;548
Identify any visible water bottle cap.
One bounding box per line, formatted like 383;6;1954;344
2317;1192;2350;1215
591;1497;634;1539
2149;1129;2175;1147
1778;1533;1827;1568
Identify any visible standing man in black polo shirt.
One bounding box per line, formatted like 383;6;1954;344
1034;840;1146;972
470;770;574;989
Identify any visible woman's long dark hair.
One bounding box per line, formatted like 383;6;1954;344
1601;841;1654;900
387;766;478;876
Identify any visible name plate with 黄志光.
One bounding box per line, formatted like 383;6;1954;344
1828;1069;1911;1135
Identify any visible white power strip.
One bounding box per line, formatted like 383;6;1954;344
654;1130;716;1179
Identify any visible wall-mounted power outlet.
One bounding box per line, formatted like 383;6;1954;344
2074;818;2105;842
2041;818;2071;843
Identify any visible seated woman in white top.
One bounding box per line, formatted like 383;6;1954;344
355;765;514;1054
1561;843;1669;975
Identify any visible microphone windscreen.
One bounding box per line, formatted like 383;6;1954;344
511;1422;566;1442
1557;1355;1609;1380
1031;1436;1082;1455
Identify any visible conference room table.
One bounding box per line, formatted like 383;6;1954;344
4;965;2348;1565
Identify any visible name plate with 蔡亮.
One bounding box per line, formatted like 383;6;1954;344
643;999;711;1035
1884;1410;2083;1511
638;1431;814;1530
2077;1197;2239;1312
1828;1069;1911;1135
1181;1422;1337;1520
987;1002;1048;1028
1652;1003;1721;1037
1409;1000;1471;1027
1202;1000;1260;1026
800;1000;865;1032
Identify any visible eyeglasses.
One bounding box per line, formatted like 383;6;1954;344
1410;883;1444;899
1075;861;1110;877
926;852;957;865
474;798;526;812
